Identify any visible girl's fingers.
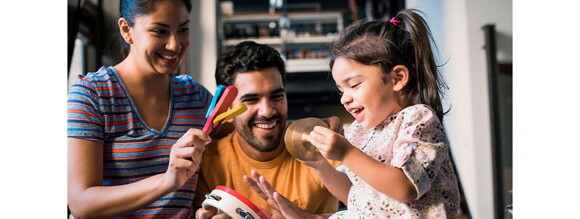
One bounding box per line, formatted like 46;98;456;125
308;126;334;143
273;192;289;206
313;125;334;135
258;176;277;200
243;175;269;201
272;192;296;216
251;170;280;210
250;170;271;199
306;133;328;152
250;170;268;197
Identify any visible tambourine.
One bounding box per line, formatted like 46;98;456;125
202;186;267;219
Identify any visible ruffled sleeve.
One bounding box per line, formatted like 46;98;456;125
389;105;448;199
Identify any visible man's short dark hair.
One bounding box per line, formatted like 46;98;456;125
215;41;286;86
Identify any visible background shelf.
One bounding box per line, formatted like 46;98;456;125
285;58;330;73
219;11;343;74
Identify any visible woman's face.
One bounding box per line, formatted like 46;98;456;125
128;0;190;75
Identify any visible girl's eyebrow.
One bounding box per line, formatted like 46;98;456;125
340;74;361;84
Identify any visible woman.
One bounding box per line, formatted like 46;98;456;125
67;0;212;218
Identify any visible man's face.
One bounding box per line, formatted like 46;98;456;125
232;67;288;152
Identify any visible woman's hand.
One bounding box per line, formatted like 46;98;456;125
307;126;354;162
164;128;211;191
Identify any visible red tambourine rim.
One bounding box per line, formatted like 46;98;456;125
215;186;268;219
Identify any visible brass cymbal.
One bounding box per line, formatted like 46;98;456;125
284;118;328;161
284;120;299;160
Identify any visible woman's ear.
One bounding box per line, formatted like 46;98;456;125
391;65;410;92
118;18;133;44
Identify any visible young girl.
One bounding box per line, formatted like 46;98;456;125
246;9;459;218
67;0;212;218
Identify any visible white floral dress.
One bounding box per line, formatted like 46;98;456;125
330;104;459;218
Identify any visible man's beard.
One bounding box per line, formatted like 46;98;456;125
235;114;286;152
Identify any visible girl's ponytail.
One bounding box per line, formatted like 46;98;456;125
395;9;447;121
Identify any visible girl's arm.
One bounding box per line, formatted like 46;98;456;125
342;148;417;203
244;170;333;219
304;159;351;204
68;129;209;218
308;126;417;203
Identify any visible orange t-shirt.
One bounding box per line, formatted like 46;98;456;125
194;131;339;214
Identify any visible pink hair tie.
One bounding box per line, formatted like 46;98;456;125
389;17;401;26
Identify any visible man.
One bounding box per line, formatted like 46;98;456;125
194;41;341;217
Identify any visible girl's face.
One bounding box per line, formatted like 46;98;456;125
127;0;190;75
332;57;401;129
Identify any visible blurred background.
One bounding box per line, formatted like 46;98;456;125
67;0;512;218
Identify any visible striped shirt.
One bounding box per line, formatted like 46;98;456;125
68;66;211;218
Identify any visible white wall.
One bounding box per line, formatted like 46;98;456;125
406;0;512;218
188;0;219;93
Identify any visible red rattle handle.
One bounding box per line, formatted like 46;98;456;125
203;86;238;133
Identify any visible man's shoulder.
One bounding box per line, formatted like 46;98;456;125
205;131;236;156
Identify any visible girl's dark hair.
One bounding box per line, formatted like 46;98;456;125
330;9;448;121
119;0;192;58
215;41;286;86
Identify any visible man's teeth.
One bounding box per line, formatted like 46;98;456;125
350;108;362;113
256;122;276;129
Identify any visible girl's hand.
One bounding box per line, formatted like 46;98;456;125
307;126;354;162
243;170;280;211
299;158;330;171
321;116;344;135
244;170;318;219
164;128;210;191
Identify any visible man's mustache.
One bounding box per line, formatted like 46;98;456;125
252;115;280;122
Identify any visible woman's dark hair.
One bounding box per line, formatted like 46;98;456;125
329;9;448;121
119;0;192;58
215;41;286;86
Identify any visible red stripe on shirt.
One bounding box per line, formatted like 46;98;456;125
104;119;139;126
105;145;172;153
104;153;170;160
68;109;99;118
